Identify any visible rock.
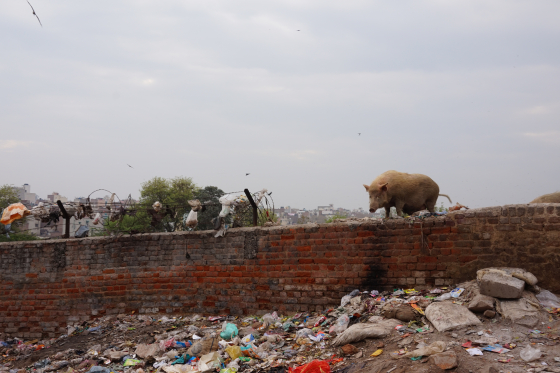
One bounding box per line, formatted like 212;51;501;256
484;310;496;318
397;336;414;347
382;305;417;322
497;298;540;327
425;302;481;332
341;344;358;355
428;351;457;370
135;343;160;359
468;294;495;312
478;271;525;299
512;270;538;286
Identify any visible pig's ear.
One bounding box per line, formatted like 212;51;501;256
379;183;388;191
363;184;370;192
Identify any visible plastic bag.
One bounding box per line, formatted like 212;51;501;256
520;345;542;362
92;213;102;225
225;346;242;360
434;293;452;301
262;312;279;325
218;194;237;217
329;314;350;334
123;359;142;366
340;295;352;307
185;210;198;229
403;341;446;358
296;328;313;338
160;338;175;350
289;360;331;373
75;225;89;238
1;203;30;225
283;321;295;331
450;288;464;298
220;323;238;340
240;344;260;359
198;352;221;372
536;290;560;309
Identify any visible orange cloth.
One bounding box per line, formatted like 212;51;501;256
1;203;30;225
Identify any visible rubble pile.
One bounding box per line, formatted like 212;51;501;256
2;267;560;373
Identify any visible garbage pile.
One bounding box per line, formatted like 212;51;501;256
2;267;560;373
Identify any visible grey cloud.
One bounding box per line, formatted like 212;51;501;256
1;0;559;210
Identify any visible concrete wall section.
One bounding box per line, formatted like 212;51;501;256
0;204;559;338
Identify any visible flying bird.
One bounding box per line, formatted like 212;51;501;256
127;164;133;168
26;0;42;27
358;133;361;136
246;173;250;176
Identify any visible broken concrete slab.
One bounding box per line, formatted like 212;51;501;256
477;267;537;286
468;294;495;312
478;271;525;299
496;298;541;327
429;351;458;370
425;302;481;332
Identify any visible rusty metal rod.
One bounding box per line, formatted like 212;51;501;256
56;200;71;239
244;189;258;227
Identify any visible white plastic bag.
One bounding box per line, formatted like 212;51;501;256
403;341;446;358
93;213;102;225
520;345;542;362
198;351;221;372
340;295;352;307
262;312;279;325
185;210;198;229
536;290;560;309
329;314;350;334
296;329;313;338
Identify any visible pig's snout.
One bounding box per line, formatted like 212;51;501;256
369;208;375;213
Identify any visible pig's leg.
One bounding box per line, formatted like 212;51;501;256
426;198;437;213
384;206;391;219
395;201;405;217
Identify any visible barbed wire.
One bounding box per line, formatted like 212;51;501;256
2;188;276;239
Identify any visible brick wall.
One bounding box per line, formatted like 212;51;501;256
1;203;559;338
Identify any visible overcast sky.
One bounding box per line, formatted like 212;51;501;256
1;0;559;210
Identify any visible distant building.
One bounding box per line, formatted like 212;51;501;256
47;192;68;203
14;184;37;204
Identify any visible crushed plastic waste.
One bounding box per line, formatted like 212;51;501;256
2;267;560;373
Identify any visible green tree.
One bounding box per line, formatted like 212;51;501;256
258;209;278;225
325;213;348;223
435;202;449;212
0;184;19;210
138;176;197;232
193;186;225;231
